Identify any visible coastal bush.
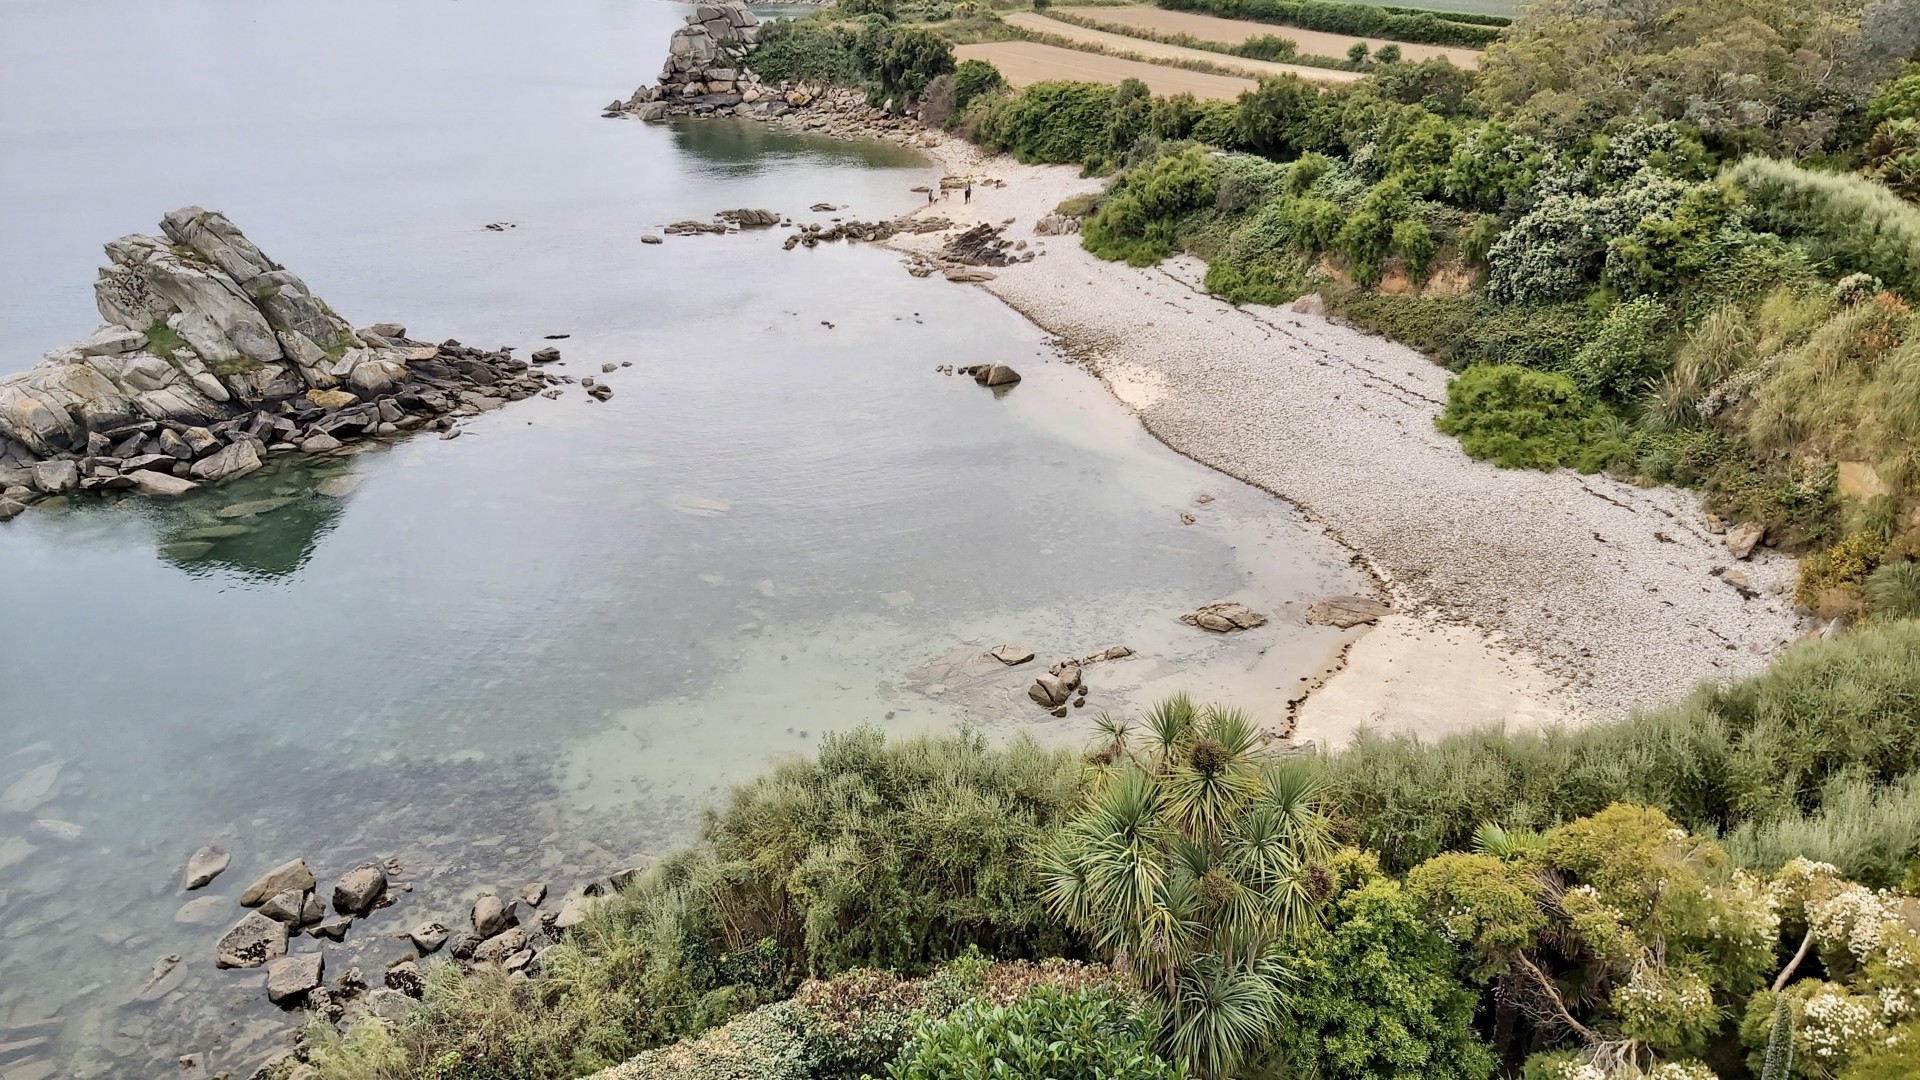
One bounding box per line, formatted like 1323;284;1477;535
1435;364;1629;472
976;81;1119;165
610;957;1125;1080
1865;559;1920;620
1328;294;1599;372
749;18;859;85
1724;772;1920;888
947;58;1002;115
1233;75;1326;160
1083;146;1219;265
1565;296;1674;401
1154;0;1504;48
868;24;953;103
887;986;1183;1080
1731;158;1920;299
699;726;1083;974
1323;620;1920;869
1269;875;1496;1080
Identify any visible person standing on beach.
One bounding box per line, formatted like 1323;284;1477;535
963;183;972;203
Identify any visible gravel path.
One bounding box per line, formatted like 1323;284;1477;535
893;143;1807;717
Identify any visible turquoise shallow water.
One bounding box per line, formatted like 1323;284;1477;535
0;1;1366;1075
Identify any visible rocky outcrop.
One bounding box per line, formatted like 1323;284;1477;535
0;208;555;521
614;2;774;120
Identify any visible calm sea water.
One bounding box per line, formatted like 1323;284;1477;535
0;1;1366;1075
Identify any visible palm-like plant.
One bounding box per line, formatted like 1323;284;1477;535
1040;696;1335;1077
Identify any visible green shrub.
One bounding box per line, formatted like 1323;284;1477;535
887;986;1184;1080
1565;295;1674;401
702;726;1083;974
948;58;1002;115
1237;33;1298;61
1869;63;1920;126
1866;560;1920;620
839;0;897;17
1725;772;1920;888
977;81;1119;165
1731;157;1920;299
1323;620;1920;869
1435;364;1630;472
1083;146;1219;265
749;18;857;85
1234;75;1325;160
1329;294;1599;371
1269;876;1496;1080
870;25;954;102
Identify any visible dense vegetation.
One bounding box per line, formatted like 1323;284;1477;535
929;0;1920;624
300;623;1920;1080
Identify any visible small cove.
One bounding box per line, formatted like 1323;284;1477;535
0;1;1370;1075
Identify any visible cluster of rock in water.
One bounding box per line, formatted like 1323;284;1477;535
175;842;637;1078
0;208;562;524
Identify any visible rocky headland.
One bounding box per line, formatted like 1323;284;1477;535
0;208;558;522
601;1;942;149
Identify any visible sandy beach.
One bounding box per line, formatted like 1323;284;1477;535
884;137;1807;741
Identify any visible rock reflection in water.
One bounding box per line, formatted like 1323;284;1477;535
147;455;363;579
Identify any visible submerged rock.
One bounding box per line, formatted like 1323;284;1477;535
409;922;451;954
988;644;1034;666
0;761;62;814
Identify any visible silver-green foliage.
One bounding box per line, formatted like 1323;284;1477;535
1487;168;1690;303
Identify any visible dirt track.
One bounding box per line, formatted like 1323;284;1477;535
1050;6;1483;68
1002;12;1369;84
953;41;1263;100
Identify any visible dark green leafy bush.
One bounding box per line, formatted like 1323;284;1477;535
1269;877;1496;1080
1083;146;1219;265
1435;364;1630;472
749;19;858;85
977;81;1119;164
948;58;1002;115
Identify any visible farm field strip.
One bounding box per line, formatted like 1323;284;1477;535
952;40;1266;100
999;13;1368;85
1048;6;1484;68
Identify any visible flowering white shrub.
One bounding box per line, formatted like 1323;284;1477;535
1800;986;1882;1062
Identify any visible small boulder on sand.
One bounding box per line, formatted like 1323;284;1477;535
1304;596;1391;628
1724;521;1766;560
1181;602;1268;633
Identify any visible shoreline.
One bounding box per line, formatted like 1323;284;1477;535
872;131;1804;734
